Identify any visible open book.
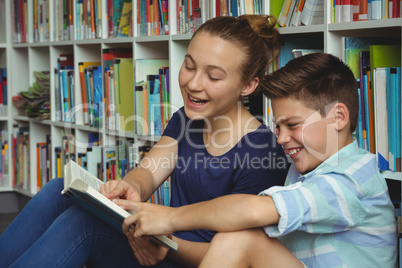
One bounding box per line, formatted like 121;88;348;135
61;160;178;252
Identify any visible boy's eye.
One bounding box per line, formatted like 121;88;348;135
274;125;279;137
288;123;298;128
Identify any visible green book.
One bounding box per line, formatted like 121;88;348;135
369;45;401;78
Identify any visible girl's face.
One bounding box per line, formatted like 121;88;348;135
179;32;248;121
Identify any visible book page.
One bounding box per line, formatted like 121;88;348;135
65;160;104;192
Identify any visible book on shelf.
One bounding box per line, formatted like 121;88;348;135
36;134;52;191
270;0;286;27
12;124;30;191
0;68;8;116
138;0;168;36
333;0;401;22
62;159;178;252
56;54;74;122
133;59;169;135
113;58;135;132
291;48;323;58
78;62;102;126
277;0;324;27
33;0;50;42
10;0;28;43
102;48;133;131
117;0;133;37
344;38;401;172
0;130;9;187
277;36;323;69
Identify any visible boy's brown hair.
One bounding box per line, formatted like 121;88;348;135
261;53;359;132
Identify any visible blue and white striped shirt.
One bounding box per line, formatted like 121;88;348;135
260;140;397;267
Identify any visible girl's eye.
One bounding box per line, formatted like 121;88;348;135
185;65;195;71
208;75;219;81
288;123;298;128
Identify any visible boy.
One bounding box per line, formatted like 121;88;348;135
117;53;397;267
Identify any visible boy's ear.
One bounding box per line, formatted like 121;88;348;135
241;77;259;96
331;102;350;131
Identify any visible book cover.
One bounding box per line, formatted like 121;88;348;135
62;160;178;252
134;59;169;134
369;44;401;79
78;62;101;125
114;58;135;132
373;67;389;170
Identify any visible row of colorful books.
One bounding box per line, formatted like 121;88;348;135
36;134;52;191
332;0;401;23
0;68;8;116
55;134;170;205
344;38;401;172
11;0;29;43
102;49;170;135
55;54;77;123
11;0;135;43
137;0;169;36
176;0;264;34
275;0;324;27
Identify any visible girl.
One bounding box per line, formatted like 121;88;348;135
0;15;286;268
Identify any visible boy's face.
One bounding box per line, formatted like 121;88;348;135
272;97;339;174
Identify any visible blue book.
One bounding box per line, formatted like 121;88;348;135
163;178;170;206
92;66;103;128
362;68;370;152
68;70;75;123
60;70;70;122
3;68;7;107
391;67;401;171
84;68;94;126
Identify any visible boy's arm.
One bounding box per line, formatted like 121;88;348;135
116;194;280;237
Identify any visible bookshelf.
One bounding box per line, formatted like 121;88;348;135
0;0;400;203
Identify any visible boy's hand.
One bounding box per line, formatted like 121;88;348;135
100;180;141;202
116;200;175;237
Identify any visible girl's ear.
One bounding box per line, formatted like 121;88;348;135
241;77;259;96
332;102;350;131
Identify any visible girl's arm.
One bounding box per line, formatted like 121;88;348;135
101;135;178;202
116;193;280;237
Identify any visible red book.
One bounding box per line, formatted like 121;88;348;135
359;0;368;20
353;0;359;21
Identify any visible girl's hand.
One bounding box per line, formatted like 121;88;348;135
116;199;176;237
100;180;141;202
125;229;170;266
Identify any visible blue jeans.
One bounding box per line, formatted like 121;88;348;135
0;178;185;268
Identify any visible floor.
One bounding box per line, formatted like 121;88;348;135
0;212;19;235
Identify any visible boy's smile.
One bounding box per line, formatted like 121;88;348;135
272;97;340;174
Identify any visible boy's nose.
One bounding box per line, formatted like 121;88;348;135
276;130;291;145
